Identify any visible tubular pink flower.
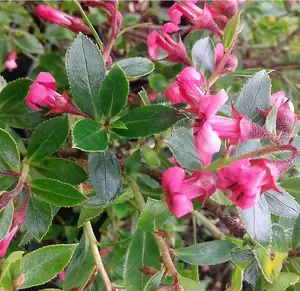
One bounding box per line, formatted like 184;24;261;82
214;0;239;19
5;51;17;72
147;26;191;65
0;226;18;258
215;43;238;75
35;5;91;34
26;72;86;116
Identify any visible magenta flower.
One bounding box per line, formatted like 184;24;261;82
5;51;18;72
147;24;191;65
26;72;86;116
35;5;91;34
215;43;238;75
0;226;18;258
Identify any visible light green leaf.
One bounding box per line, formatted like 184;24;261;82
292;216;300;250
117;57;154;78
140;145;161;168
263;272;299;291
14;29;44;54
223;11;241;51
0;202;14;241
265;104;278;134
178;275;205;291
281;178;300;203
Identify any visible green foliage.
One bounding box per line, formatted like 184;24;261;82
223;11;241;51
0;202;13;241
117;57;155;78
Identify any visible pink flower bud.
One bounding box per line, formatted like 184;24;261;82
215;43;238;75
35;5;91;34
0;226;18;258
214;0;238;19
5;51;18;72
147;26;191;66
26;72;86;116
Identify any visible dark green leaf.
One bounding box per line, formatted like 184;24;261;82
78;207;104;227
32;157;87;185
0;202;14;241
125;150;143;174
148;74;168;91
140;145;161;168
292;216;300;250
272;224;288;253
117;57;154;78
281;178;300;203
14;29;44;54
138;198;170;232
21;244;77;289
166;127;201;170
173;241;236;266
88;150;122;204
27;116;69;163
239;195;271;245
64;233;95;291
66;33;105;119
112;105;185;138
235;70;271;123
0;128;20;172
30;178;87;207
99;65;129;118
72;119;108;152
0;79;45;128
223;12;241;51
191;37;215;72
24;195;53;241
123;230;160;291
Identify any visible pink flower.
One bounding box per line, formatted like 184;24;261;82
0;226;18;258
213;0;239;19
26;72;86;116
5;51;18;72
35;5;91;34
147;24;191;66
215;43;238;75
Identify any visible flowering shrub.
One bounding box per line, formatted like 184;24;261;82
0;0;300;290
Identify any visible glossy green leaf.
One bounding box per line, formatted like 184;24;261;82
166;127;201;170
112;105;185;138
78;206;105;227
178;275;205;291
64;233;95;291
0;128;20;172
117;57;154;78
292;216;300;250
88;150;122;204
264;272;299;291
0;79;45;129
192;37;215;72
14;29;44;54
32;157;87;185
223;11;241;51
21;244;77;289
140;145;161;168
235;70;271;123
123;230;160;291
24;195;53;241
99;65;129;118
72;119;108;152
138;198;170;232
30;178;87;207
0;202;14;241
66;33;105;119
239;195;271;245
27;116;69;163
173;241;236;266
281;178;300;203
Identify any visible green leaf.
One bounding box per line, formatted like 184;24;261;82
66;33;106;119
148;74;168;91
138;198;170;232
112;105;185;138
122;13;141;27
264;272;299;291
144;270;164;291
123;230;160;291
0;202;14;241
166;127;201;170
32;157;87;185
230;265;243;291
178;275;205;291
14;29;44;54
292;216;300;250
0;129;20;172
272;224;288;253
140;145;161;168
191;37;215;72
265;104;278;134
21;244;77;289
235;70;271;123
27;116;69;163
88;150;122;204
281;178;300;203
99;65;129;118
265;188;300;219
72;119;108;152
173;241;236;266
239;195;271;245
78;207;104;227
244;260;260;286
24;195;53;241
64;233;95;291
223;11;241;51
0;79;45;129
117;57;154;78
209;190;233;206
125;150;143;174
229;68;274;77
30;178;87;207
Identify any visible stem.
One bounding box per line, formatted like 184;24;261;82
84;222;112;291
73;0;104;51
191;216;199;282
127;175;146;211
0;170;20;177
192;211;224;240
